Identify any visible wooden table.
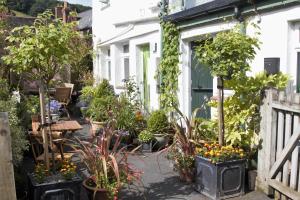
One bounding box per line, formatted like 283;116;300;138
32;120;83;134
31;120;82;161
50;120;82;133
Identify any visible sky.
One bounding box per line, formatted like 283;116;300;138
61;0;92;7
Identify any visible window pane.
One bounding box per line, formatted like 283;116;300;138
107;49;110;57
124;58;129;80
108;61;111;80
123;44;129;53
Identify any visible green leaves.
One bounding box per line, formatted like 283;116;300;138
3;10;82;85
157;21;180;112
195;25;260;79
221;72;288;148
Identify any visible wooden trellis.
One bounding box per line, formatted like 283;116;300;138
257;89;300;200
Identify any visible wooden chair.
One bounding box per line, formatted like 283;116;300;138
55;86;72;119
28;116;71;163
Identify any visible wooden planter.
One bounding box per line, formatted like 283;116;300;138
27;173;82;200
194;156;245;200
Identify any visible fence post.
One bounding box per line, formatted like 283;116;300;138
256;89;274;194
0;112;17;200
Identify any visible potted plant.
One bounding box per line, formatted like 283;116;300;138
70;120;142;200
193;26;259;199
162;108;196;183
147;110;170;149
28;160;82;200
138;130;154;152
194;143;246;200
84;80;117;135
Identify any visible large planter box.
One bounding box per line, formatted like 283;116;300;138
195;156;245;200
27;173;82;200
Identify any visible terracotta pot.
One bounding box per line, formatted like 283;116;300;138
82;179;108;200
178;168;194;183
90;121;106;136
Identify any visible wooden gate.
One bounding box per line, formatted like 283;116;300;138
257;89;300;200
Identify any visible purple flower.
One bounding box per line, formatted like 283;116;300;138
118;130;129;137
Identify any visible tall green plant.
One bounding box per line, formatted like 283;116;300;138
222;72;288;147
195;25;260;146
157;20;180;112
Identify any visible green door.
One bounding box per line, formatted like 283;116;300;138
141;45;150;112
191;42;213;118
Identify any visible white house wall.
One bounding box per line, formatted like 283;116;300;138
92;0;161;111
178;5;300;117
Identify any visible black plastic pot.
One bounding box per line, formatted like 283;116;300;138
141;142;153;153
194;156;245;200
27;173;82;200
153;134;169;150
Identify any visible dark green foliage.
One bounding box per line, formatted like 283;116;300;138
7;0;91;16
18;95;40;129
94;79;115;97
87;95;117;122
157;21;180;112
0;78;10;100
138;130;153;143
147;110;169;134
85;79;117;122
0;86;29;165
193;118;218;141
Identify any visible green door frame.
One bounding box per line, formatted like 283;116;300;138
141;44;150;112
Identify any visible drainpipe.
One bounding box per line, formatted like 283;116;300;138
234;5;246;34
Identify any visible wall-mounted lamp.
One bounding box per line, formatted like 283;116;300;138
153;43;158;53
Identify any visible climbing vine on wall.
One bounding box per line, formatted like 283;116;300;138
157;18;180;112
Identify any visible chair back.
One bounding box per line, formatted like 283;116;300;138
61;83;74;99
31;115;40;133
55;87;72;104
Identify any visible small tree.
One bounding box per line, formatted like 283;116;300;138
3;10;82;169
195;25;260;146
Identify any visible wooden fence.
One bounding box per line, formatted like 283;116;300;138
0;112;17;200
257;89;300;200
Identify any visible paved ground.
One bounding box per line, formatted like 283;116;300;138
22;121;271;200
73;123;271;200
118;153;270;200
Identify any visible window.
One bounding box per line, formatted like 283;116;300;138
122;44;130;81
124;58;129;80
105;49;111;81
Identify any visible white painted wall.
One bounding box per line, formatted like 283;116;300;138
178;5;300;117
92;0;161;111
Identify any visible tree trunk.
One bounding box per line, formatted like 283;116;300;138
217;77;225;146
39;82;50;170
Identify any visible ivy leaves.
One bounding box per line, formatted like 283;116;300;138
158;21;180;112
